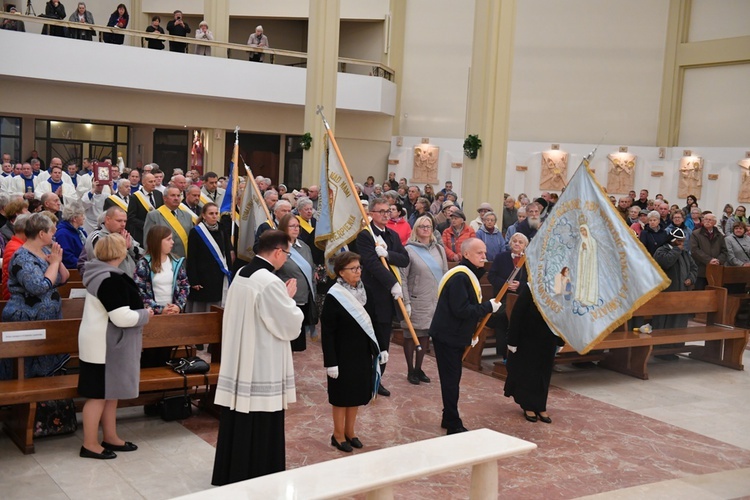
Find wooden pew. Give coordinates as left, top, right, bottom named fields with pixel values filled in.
left=706, top=264, right=750, bottom=326
left=56, top=281, right=84, bottom=299
left=0, top=298, right=85, bottom=319
left=493, top=287, right=749, bottom=380
left=66, top=269, right=81, bottom=282
left=0, top=309, right=223, bottom=454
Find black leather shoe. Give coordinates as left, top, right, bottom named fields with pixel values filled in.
left=416, top=370, right=431, bottom=383
left=331, top=435, right=353, bottom=452
left=345, top=436, right=363, bottom=449
left=536, top=413, right=552, bottom=424
left=102, top=441, right=138, bottom=452
left=377, top=385, right=391, bottom=397
left=524, top=411, right=538, bottom=423
left=80, top=446, right=117, bottom=460
left=407, top=371, right=420, bottom=385
left=447, top=426, right=468, bottom=435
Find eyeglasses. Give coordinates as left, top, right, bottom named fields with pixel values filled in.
left=342, top=266, right=362, bottom=272
left=277, top=248, right=291, bottom=256
left=416, top=225, right=433, bottom=230
left=371, top=210, right=389, bottom=216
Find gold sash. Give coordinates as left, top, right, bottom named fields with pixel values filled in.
left=134, top=191, right=154, bottom=212
left=296, top=215, right=313, bottom=234
left=157, top=205, right=189, bottom=256
left=107, top=195, right=127, bottom=211
left=199, top=193, right=211, bottom=206
left=179, top=203, right=199, bottom=224
left=437, top=265, right=481, bottom=302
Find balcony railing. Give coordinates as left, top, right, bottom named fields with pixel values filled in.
left=0, top=12, right=395, bottom=81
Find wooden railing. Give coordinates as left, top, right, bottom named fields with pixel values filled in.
left=0, top=12, right=395, bottom=81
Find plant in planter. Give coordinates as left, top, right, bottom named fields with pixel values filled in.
left=299, top=132, right=313, bottom=151
left=463, top=134, right=482, bottom=159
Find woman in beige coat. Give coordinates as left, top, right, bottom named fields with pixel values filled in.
left=400, top=215, right=448, bottom=385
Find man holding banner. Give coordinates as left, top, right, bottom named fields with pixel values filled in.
left=352, top=198, right=409, bottom=397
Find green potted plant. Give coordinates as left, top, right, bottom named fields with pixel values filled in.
left=463, top=134, right=482, bottom=159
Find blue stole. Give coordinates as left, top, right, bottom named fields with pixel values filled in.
left=289, top=245, right=315, bottom=299
left=195, top=223, right=231, bottom=282
left=408, top=243, right=444, bottom=285
left=22, top=176, right=34, bottom=193
left=70, top=175, right=77, bottom=188
left=48, top=179, right=63, bottom=192
left=328, top=283, right=382, bottom=400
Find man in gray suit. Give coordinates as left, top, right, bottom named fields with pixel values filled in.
left=143, top=186, right=194, bottom=258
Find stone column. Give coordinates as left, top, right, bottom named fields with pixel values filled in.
left=301, top=0, right=340, bottom=189
left=203, top=0, right=229, bottom=58
left=462, top=0, right=516, bottom=213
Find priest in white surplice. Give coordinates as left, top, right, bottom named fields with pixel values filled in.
left=212, top=230, right=304, bottom=486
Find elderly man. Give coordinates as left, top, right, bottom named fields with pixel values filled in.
left=404, top=185, right=421, bottom=218
left=264, top=189, right=279, bottom=212
left=181, top=185, right=202, bottom=221
left=253, top=200, right=292, bottom=253
left=516, top=202, right=542, bottom=241
left=469, top=202, right=493, bottom=232
left=657, top=201, right=672, bottom=229
left=40, top=192, right=62, bottom=219
left=212, top=230, right=302, bottom=486
left=429, top=238, right=501, bottom=434
left=170, top=174, right=189, bottom=195
left=103, top=175, right=130, bottom=212
left=126, top=172, right=164, bottom=245
left=443, top=210, right=476, bottom=262
left=200, top=172, right=225, bottom=207
left=295, top=197, right=323, bottom=265
left=353, top=197, right=410, bottom=397
left=255, top=176, right=269, bottom=193
left=690, top=213, right=728, bottom=290
left=78, top=207, right=142, bottom=278
left=143, top=186, right=195, bottom=258
left=307, top=185, right=320, bottom=212
left=502, top=196, right=517, bottom=235
left=247, top=25, right=270, bottom=62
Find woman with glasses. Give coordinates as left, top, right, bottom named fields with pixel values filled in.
left=322, top=251, right=383, bottom=452
left=726, top=206, right=748, bottom=235
left=399, top=215, right=447, bottom=385
left=186, top=203, right=231, bottom=313
left=276, top=213, right=317, bottom=351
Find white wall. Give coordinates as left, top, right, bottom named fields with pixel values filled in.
left=688, top=0, right=750, bottom=41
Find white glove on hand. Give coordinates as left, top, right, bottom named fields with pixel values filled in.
left=375, top=245, right=389, bottom=259
left=326, top=366, right=339, bottom=379
left=391, top=283, right=403, bottom=301
left=471, top=336, right=479, bottom=348
left=405, top=304, right=412, bottom=317
left=489, top=298, right=502, bottom=313
left=379, top=351, right=389, bottom=364
left=507, top=345, right=517, bottom=353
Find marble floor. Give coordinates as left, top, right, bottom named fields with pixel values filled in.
left=2, top=342, right=750, bottom=499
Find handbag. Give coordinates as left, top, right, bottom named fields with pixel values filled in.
left=166, top=356, right=210, bottom=375
left=34, top=399, right=78, bottom=437
left=158, top=373, right=193, bottom=421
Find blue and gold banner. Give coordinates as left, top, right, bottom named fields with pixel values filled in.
left=525, top=160, right=670, bottom=354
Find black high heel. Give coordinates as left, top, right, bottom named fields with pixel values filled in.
left=331, top=435, right=353, bottom=452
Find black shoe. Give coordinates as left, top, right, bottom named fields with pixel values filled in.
left=416, top=369, right=431, bottom=383
left=345, top=436, right=363, bottom=449
left=536, top=413, right=552, bottom=424
left=447, top=426, right=468, bottom=435
left=407, top=371, right=420, bottom=385
left=377, top=385, right=391, bottom=397
left=80, top=446, right=117, bottom=460
left=330, top=435, right=353, bottom=452
left=524, top=411, right=538, bottom=423
left=101, top=441, right=138, bottom=452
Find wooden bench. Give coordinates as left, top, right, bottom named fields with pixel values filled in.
left=0, top=298, right=85, bottom=319
left=493, top=287, right=749, bottom=380
left=56, top=281, right=84, bottom=299
left=174, top=428, right=536, bottom=500
left=0, top=309, right=223, bottom=454
left=706, top=264, right=750, bottom=326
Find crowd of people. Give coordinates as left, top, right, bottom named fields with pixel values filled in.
left=2, top=148, right=747, bottom=483
left=2, top=3, right=269, bottom=60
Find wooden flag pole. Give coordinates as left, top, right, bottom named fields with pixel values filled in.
left=462, top=255, right=526, bottom=361
left=317, top=106, right=422, bottom=351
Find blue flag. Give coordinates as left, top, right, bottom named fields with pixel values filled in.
left=219, top=163, right=234, bottom=214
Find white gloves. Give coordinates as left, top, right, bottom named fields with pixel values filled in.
left=375, top=245, right=389, bottom=259
left=471, top=336, right=479, bottom=348
left=391, top=283, right=403, bottom=301
left=405, top=304, right=412, bottom=317
left=507, top=345, right=517, bottom=353
left=489, top=298, right=502, bottom=313
left=326, top=366, right=339, bottom=379
left=379, top=351, right=389, bottom=364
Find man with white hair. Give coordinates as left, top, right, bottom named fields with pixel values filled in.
left=295, top=197, right=323, bottom=265
left=247, top=25, right=269, bottom=62
left=515, top=202, right=542, bottom=241
left=255, top=176, right=269, bottom=193
left=253, top=200, right=291, bottom=253
left=263, top=189, right=278, bottom=212
left=690, top=212, right=727, bottom=290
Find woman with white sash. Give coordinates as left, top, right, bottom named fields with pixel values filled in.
left=322, top=251, right=383, bottom=453
left=275, top=214, right=317, bottom=352
left=400, top=215, right=448, bottom=385
left=186, top=203, right=232, bottom=313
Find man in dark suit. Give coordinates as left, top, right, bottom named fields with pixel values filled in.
left=126, top=172, right=163, bottom=246
left=353, top=197, right=409, bottom=397
left=515, top=202, right=542, bottom=242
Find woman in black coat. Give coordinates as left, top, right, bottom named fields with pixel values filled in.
left=103, top=4, right=129, bottom=44
left=44, top=0, right=66, bottom=37
left=321, top=252, right=381, bottom=453
left=186, top=203, right=231, bottom=312
left=504, top=283, right=564, bottom=424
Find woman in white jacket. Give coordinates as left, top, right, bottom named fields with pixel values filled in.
left=195, top=21, right=214, bottom=56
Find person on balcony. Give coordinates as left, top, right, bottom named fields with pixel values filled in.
left=67, top=2, right=95, bottom=41
left=145, top=15, right=165, bottom=50
left=103, top=4, right=129, bottom=45
left=247, top=25, right=269, bottom=62
left=194, top=21, right=214, bottom=56
left=166, top=10, right=191, bottom=53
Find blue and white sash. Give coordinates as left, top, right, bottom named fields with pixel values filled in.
left=328, top=283, right=382, bottom=400
left=289, top=245, right=315, bottom=299
left=195, top=223, right=231, bottom=281
left=408, top=244, right=444, bottom=285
